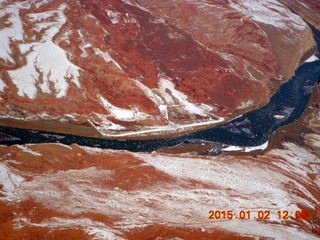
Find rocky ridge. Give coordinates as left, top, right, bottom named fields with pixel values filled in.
left=0, top=85, right=319, bottom=240
left=278, top=0, right=320, bottom=31
left=0, top=0, right=316, bottom=139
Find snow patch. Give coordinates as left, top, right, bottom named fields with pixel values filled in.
left=158, top=77, right=207, bottom=116
left=88, top=114, right=127, bottom=135
left=0, top=2, right=24, bottom=63
left=94, top=48, right=123, bottom=71
left=32, top=0, right=51, bottom=9
left=222, top=141, right=269, bottom=152
left=0, top=78, right=7, bottom=92
left=230, top=0, right=307, bottom=30
left=8, top=4, right=81, bottom=99
left=106, top=10, right=121, bottom=24
left=11, top=147, right=319, bottom=239
left=133, top=79, right=163, bottom=107
left=51, top=143, right=73, bottom=150
left=134, top=78, right=216, bottom=122
left=159, top=105, right=168, bottom=119
left=0, top=163, right=24, bottom=199
left=105, top=10, right=137, bottom=25
left=121, top=0, right=152, bottom=14
left=88, top=227, right=124, bottom=240
left=79, top=42, right=92, bottom=58
left=244, top=141, right=269, bottom=152
left=97, top=117, right=224, bottom=137
left=304, top=133, right=320, bottom=149
left=99, top=96, right=148, bottom=122
left=269, top=142, right=320, bottom=201
left=305, top=55, right=319, bottom=63
left=15, top=216, right=124, bottom=240
left=16, top=145, right=42, bottom=156
left=238, top=100, right=253, bottom=109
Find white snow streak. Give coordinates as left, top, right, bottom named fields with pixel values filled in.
left=14, top=217, right=124, bottom=240
left=89, top=114, right=127, bottom=133
left=134, top=77, right=212, bottom=119
left=158, top=77, right=208, bottom=116
left=222, top=141, right=269, bottom=152
left=0, top=78, right=7, bottom=92
left=99, top=96, right=149, bottom=121
left=6, top=143, right=318, bottom=239
left=0, top=163, right=24, bottom=200
left=0, top=2, right=24, bottom=63
left=305, top=55, right=319, bottom=63
left=106, top=10, right=121, bottom=24
left=16, top=145, right=42, bottom=157
left=94, top=48, right=123, bottom=71
left=304, top=133, right=320, bottom=149
left=7, top=4, right=81, bottom=99
left=230, top=0, right=307, bottom=30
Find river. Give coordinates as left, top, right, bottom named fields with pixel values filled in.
left=0, top=29, right=319, bottom=154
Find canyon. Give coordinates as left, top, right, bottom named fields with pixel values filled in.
left=0, top=0, right=316, bottom=138
left=0, top=0, right=320, bottom=239
left=0, top=85, right=319, bottom=239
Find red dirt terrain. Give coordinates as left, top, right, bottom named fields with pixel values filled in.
left=0, top=0, right=320, bottom=239
left=279, top=0, right=320, bottom=30
left=0, top=0, right=316, bottom=139
left=0, top=86, right=319, bottom=240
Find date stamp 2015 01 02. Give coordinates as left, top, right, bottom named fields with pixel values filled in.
left=208, top=209, right=308, bottom=221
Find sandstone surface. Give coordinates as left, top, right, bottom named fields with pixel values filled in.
left=0, top=0, right=316, bottom=139
left=0, top=85, right=319, bottom=240
left=279, top=0, right=320, bottom=31
left=0, top=1, right=319, bottom=238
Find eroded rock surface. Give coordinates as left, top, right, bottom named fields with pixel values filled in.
left=0, top=86, right=320, bottom=240
left=0, top=140, right=319, bottom=239
left=0, top=0, right=316, bottom=138
left=279, top=0, right=320, bottom=31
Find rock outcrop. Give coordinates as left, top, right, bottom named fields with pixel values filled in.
left=1, top=1, right=319, bottom=238
left=0, top=0, right=316, bottom=139
left=0, top=86, right=320, bottom=239
left=278, top=0, right=320, bottom=31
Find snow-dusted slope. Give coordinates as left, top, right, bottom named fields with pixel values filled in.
left=0, top=0, right=316, bottom=139
left=0, top=85, right=318, bottom=239
left=278, top=0, right=320, bottom=31
left=0, top=138, right=319, bottom=239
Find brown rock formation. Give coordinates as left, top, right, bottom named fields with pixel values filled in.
left=278, top=0, right=320, bottom=31
left=0, top=0, right=316, bottom=139
left=0, top=86, right=319, bottom=240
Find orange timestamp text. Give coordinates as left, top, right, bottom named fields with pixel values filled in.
left=208, top=209, right=308, bottom=220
